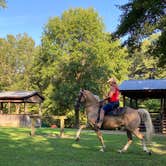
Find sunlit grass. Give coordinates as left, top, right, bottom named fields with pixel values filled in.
left=0, top=127, right=165, bottom=166
left=151, top=141, right=166, bottom=155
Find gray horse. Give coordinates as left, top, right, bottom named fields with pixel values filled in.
left=75, top=89, right=153, bottom=154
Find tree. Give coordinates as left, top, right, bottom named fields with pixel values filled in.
left=115, top=0, right=166, bottom=67
left=33, top=8, right=128, bottom=125
left=0, top=34, right=37, bottom=90
left=0, top=0, right=6, bottom=8
left=128, top=34, right=166, bottom=79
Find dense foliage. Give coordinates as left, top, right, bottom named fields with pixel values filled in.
left=32, top=8, right=128, bottom=116
left=0, top=34, right=37, bottom=90
left=116, top=0, right=166, bottom=67
left=0, top=0, right=6, bottom=8
left=0, top=6, right=165, bottom=126
left=128, top=34, right=166, bottom=79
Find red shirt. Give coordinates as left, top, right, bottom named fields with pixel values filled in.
left=108, top=87, right=119, bottom=102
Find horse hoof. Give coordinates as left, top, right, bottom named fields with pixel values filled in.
left=148, top=151, right=152, bottom=155
left=118, top=149, right=122, bottom=153
left=75, top=137, right=80, bottom=142
left=143, top=150, right=152, bottom=155
left=100, top=149, right=104, bottom=152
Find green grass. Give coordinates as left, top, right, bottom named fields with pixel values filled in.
left=0, top=127, right=165, bottom=166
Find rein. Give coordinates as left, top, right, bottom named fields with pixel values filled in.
left=75, top=89, right=104, bottom=109
left=74, top=89, right=84, bottom=111
left=76, top=90, right=104, bottom=123
left=79, top=91, right=100, bottom=108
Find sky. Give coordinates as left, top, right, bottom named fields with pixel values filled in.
left=0, top=0, right=129, bottom=45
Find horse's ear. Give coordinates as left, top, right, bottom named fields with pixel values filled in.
left=80, top=88, right=84, bottom=92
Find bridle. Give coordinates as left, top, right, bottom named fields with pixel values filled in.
left=74, top=89, right=102, bottom=130
left=74, top=89, right=85, bottom=111
left=75, top=89, right=101, bottom=110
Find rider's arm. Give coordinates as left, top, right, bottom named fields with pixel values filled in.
left=106, top=86, right=115, bottom=100
left=100, top=86, right=115, bottom=103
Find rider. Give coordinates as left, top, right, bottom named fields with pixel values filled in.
left=96, top=77, right=120, bottom=128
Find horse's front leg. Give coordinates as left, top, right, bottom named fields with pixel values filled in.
left=95, top=129, right=106, bottom=152
left=75, top=124, right=86, bottom=141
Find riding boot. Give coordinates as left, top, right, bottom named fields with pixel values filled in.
left=96, top=109, right=105, bottom=128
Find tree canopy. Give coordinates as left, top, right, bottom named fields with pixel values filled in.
left=0, top=34, right=37, bottom=90
left=0, top=5, right=164, bottom=127
left=128, top=34, right=166, bottom=79
left=33, top=8, right=128, bottom=115
left=115, top=0, right=166, bottom=66
left=0, top=0, right=6, bottom=8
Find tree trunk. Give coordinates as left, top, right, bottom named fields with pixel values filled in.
left=74, top=108, right=80, bottom=128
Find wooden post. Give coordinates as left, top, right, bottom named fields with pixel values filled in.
left=0, top=103, right=2, bottom=109
left=31, top=117, right=35, bottom=136
left=15, top=104, right=20, bottom=114
left=161, top=98, right=163, bottom=113
left=123, top=95, right=126, bottom=107
left=8, top=102, right=11, bottom=114
left=160, top=98, right=163, bottom=132
left=164, top=97, right=166, bottom=112
left=60, top=117, right=65, bottom=137
left=52, top=116, right=67, bottom=137
left=135, top=99, right=138, bottom=108
left=24, top=103, right=28, bottom=113
left=29, top=115, right=41, bottom=136
left=0, top=103, right=3, bottom=114
left=39, top=103, right=42, bottom=116
left=161, top=97, right=166, bottom=134
left=130, top=98, right=132, bottom=107
left=38, top=103, right=42, bottom=128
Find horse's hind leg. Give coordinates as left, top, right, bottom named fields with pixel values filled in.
left=132, top=128, right=151, bottom=154
left=95, top=129, right=106, bottom=152
left=118, top=130, right=133, bottom=153
left=75, top=124, right=86, bottom=141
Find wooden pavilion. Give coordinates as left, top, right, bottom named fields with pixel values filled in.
left=0, top=91, right=44, bottom=127
left=119, top=79, right=166, bottom=134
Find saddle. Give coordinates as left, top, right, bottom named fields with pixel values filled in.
left=108, top=107, right=126, bottom=116
left=97, top=106, right=126, bottom=124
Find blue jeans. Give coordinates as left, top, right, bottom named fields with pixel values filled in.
left=102, top=101, right=119, bottom=115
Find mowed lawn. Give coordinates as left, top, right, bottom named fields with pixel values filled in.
left=0, top=127, right=165, bottom=166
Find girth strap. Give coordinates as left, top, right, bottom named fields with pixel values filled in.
left=96, top=105, right=102, bottom=123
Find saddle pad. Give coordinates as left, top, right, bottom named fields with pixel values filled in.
left=109, top=107, right=126, bottom=116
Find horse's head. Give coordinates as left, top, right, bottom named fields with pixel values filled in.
left=75, top=89, right=88, bottom=105
left=75, top=89, right=99, bottom=111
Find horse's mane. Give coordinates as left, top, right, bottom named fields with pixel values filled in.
left=84, top=90, right=100, bottom=102
left=94, top=95, right=100, bottom=101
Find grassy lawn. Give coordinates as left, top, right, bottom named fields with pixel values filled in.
left=0, top=127, right=165, bottom=166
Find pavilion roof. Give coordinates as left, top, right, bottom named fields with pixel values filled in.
left=0, top=91, right=44, bottom=103
left=119, top=79, right=166, bottom=99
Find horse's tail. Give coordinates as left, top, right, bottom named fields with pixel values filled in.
left=137, top=109, right=154, bottom=142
